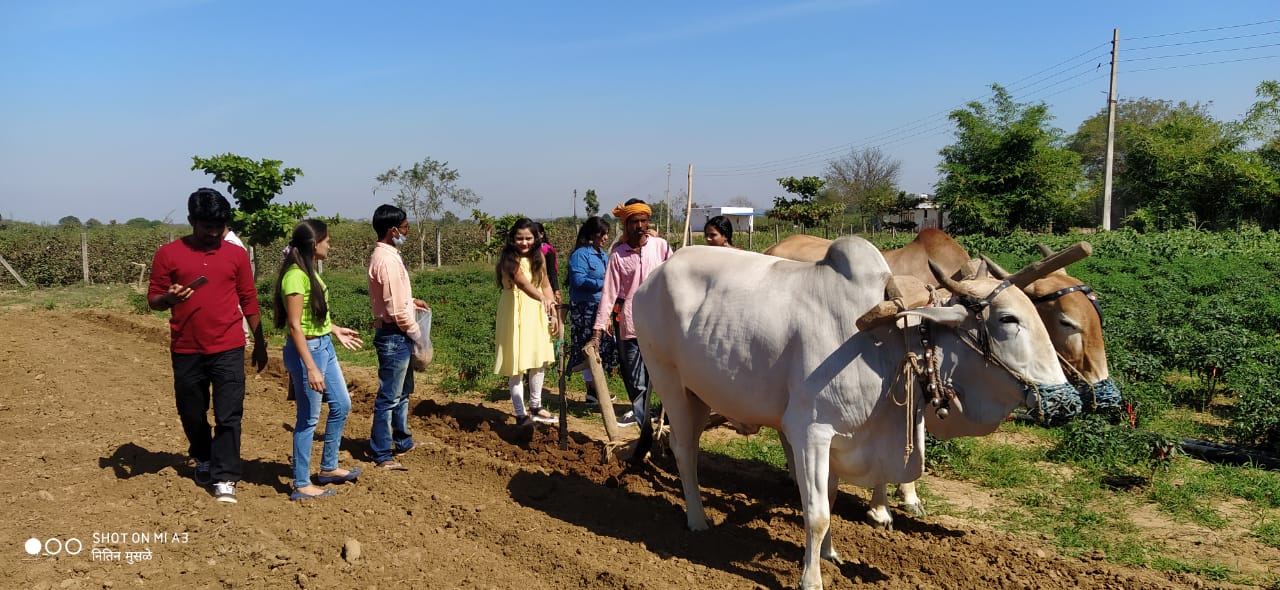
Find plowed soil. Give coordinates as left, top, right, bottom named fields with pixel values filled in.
left=0, top=310, right=1260, bottom=589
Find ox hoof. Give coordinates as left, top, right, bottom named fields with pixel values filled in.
left=821, top=549, right=843, bottom=565
left=686, top=517, right=709, bottom=532
left=899, top=500, right=926, bottom=518
left=865, top=508, right=894, bottom=530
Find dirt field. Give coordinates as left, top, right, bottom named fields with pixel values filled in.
left=0, top=309, right=1264, bottom=589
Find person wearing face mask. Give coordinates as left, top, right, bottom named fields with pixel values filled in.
left=367, top=204, right=432, bottom=471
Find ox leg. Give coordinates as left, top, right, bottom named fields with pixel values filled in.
left=778, top=430, right=797, bottom=483
left=650, top=367, right=712, bottom=531
left=787, top=424, right=835, bottom=590
left=820, top=467, right=843, bottom=564
left=896, top=481, right=925, bottom=517
left=867, top=484, right=894, bottom=529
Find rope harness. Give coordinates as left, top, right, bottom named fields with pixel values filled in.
left=897, top=279, right=1081, bottom=429
left=1026, top=282, right=1123, bottom=415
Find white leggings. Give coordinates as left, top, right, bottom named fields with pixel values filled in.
left=508, top=368, right=546, bottom=417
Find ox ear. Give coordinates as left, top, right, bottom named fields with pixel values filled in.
left=898, top=304, right=968, bottom=327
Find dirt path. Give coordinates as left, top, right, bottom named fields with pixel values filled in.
left=0, top=310, right=1247, bottom=589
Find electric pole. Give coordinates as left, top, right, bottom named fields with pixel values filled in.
left=665, top=163, right=671, bottom=240
left=1102, top=27, right=1119, bottom=231
left=573, top=189, right=577, bottom=220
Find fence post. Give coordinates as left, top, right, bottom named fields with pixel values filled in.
left=435, top=228, right=442, bottom=268
left=0, top=254, right=28, bottom=287
left=81, top=232, right=90, bottom=284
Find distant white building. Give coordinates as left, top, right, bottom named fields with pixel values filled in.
left=688, top=206, right=757, bottom=234
left=884, top=194, right=947, bottom=231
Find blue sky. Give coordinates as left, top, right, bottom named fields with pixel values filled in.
left=1, top=0, right=1277, bottom=224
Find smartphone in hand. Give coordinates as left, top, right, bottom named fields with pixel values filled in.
left=186, top=276, right=209, bottom=289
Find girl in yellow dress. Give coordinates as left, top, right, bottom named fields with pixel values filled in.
left=494, top=218, right=562, bottom=426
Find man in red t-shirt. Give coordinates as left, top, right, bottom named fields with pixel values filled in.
left=148, top=188, right=267, bottom=504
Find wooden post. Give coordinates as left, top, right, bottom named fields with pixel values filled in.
left=0, top=253, right=28, bottom=287
left=81, top=232, right=90, bottom=284
left=774, top=223, right=779, bottom=245
left=435, top=227, right=442, bottom=268
left=682, top=164, right=694, bottom=247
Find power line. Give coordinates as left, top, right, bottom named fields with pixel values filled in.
left=1126, top=18, right=1280, bottom=41
left=698, top=18, right=1276, bottom=181
left=701, top=48, right=1109, bottom=175
left=1128, top=29, right=1280, bottom=51
left=1125, top=53, right=1279, bottom=74
left=1125, top=41, right=1280, bottom=62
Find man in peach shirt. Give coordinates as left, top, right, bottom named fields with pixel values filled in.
left=367, top=204, right=431, bottom=470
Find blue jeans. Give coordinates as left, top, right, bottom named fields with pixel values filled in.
left=372, top=328, right=416, bottom=464
left=617, top=338, right=651, bottom=425
left=283, top=336, right=351, bottom=489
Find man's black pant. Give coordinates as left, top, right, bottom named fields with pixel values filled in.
left=171, top=347, right=245, bottom=483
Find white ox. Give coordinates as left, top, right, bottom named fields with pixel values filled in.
left=633, top=238, right=1069, bottom=590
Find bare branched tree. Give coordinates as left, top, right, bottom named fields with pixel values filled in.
left=824, top=147, right=901, bottom=229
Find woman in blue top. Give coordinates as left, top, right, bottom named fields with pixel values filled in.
left=272, top=219, right=364, bottom=501
left=566, top=216, right=618, bottom=403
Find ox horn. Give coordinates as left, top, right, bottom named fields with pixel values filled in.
left=1000, top=242, right=1093, bottom=288
left=929, top=261, right=965, bottom=294
left=958, top=258, right=988, bottom=280
left=855, top=275, right=931, bottom=331
left=981, top=255, right=1011, bottom=279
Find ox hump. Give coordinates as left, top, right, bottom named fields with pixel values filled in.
left=823, top=236, right=891, bottom=284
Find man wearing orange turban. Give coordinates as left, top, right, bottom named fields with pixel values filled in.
left=591, top=199, right=672, bottom=459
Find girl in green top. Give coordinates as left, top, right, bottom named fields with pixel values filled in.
left=272, top=219, right=364, bottom=500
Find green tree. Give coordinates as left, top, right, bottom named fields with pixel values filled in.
left=1069, top=98, right=1212, bottom=226
left=190, top=154, right=312, bottom=270
left=824, top=147, right=901, bottom=230
left=1241, top=80, right=1280, bottom=181
left=767, top=176, right=842, bottom=229
left=85, top=218, right=103, bottom=228
left=935, top=84, right=1085, bottom=235
left=584, top=189, right=600, bottom=217
left=375, top=157, right=480, bottom=269
left=1118, top=108, right=1280, bottom=230
left=58, top=216, right=82, bottom=227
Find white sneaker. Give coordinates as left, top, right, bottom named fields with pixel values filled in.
left=212, top=481, right=237, bottom=504
left=616, top=411, right=637, bottom=428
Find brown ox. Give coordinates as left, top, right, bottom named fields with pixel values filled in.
left=763, top=229, right=1119, bottom=527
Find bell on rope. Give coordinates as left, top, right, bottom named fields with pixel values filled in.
left=936, top=407, right=949, bottom=419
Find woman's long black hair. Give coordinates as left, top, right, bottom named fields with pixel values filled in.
left=495, top=217, right=546, bottom=289
left=273, top=219, right=329, bottom=329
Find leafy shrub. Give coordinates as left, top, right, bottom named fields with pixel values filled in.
left=1226, top=359, right=1280, bottom=454
left=1049, top=415, right=1179, bottom=478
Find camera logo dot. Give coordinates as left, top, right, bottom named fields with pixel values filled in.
left=25, top=537, right=83, bottom=557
